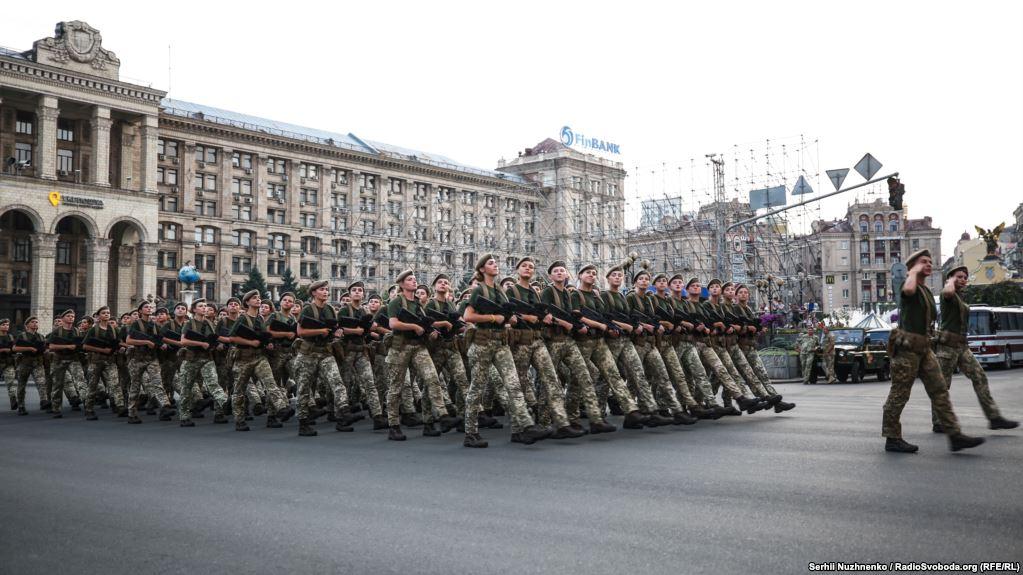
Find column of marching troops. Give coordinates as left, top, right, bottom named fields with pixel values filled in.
left=1, top=254, right=804, bottom=448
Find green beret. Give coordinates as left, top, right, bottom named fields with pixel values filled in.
left=0, top=318, right=9, bottom=327
left=190, top=298, right=207, bottom=312
left=395, top=269, right=415, bottom=284
left=707, top=278, right=722, bottom=288
left=577, top=264, right=597, bottom=276
left=632, top=269, right=651, bottom=282
left=226, top=297, right=241, bottom=306
left=279, top=292, right=296, bottom=301
left=721, top=281, right=734, bottom=291
left=547, top=260, right=567, bottom=275
left=474, top=253, right=495, bottom=273
left=652, top=273, right=668, bottom=283
left=605, top=265, right=623, bottom=279
left=309, top=279, right=330, bottom=293
left=24, top=316, right=38, bottom=326
left=154, top=307, right=168, bottom=316
left=431, top=274, right=450, bottom=287
left=347, top=281, right=364, bottom=292
left=241, top=289, right=261, bottom=305
left=499, top=276, right=515, bottom=287
left=946, top=265, right=968, bottom=279
left=669, top=274, right=685, bottom=284
left=686, top=277, right=700, bottom=289
left=905, top=249, right=931, bottom=268
left=173, top=302, right=188, bottom=311
left=59, top=309, right=76, bottom=318
left=515, top=256, right=535, bottom=270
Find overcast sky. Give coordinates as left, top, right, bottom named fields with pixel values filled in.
left=6, top=1, right=1021, bottom=258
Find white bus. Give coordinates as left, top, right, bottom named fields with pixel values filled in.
left=967, top=305, right=1023, bottom=369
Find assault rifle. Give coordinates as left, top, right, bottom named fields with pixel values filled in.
left=425, top=308, right=465, bottom=340
left=396, top=308, right=435, bottom=339
left=473, top=296, right=517, bottom=325
left=83, top=336, right=120, bottom=352
left=48, top=334, right=84, bottom=351
left=540, top=303, right=585, bottom=333
left=505, top=297, right=551, bottom=326
left=298, top=316, right=341, bottom=343
left=338, top=314, right=375, bottom=332
left=232, top=322, right=272, bottom=347
left=15, top=337, right=46, bottom=354
left=577, top=307, right=622, bottom=336
left=128, top=330, right=162, bottom=347
left=268, top=319, right=297, bottom=335
left=183, top=329, right=219, bottom=348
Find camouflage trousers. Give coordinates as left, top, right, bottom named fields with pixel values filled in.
left=698, top=343, right=750, bottom=402
left=740, top=343, right=779, bottom=396
left=295, top=350, right=348, bottom=421
left=713, top=344, right=755, bottom=402
left=465, top=338, right=533, bottom=434
left=127, top=355, right=170, bottom=417
left=85, top=357, right=122, bottom=413
left=3, top=364, right=16, bottom=406
left=232, top=350, right=288, bottom=422
left=577, top=337, right=639, bottom=414
left=15, top=357, right=47, bottom=409
left=268, top=345, right=296, bottom=393
left=677, top=341, right=719, bottom=407
left=652, top=340, right=698, bottom=411
left=160, top=357, right=180, bottom=402
left=800, top=352, right=816, bottom=384
left=513, top=337, right=569, bottom=429
left=821, top=351, right=837, bottom=383
left=179, top=357, right=229, bottom=422
left=882, top=348, right=960, bottom=438
left=374, top=349, right=416, bottom=416
left=631, top=341, right=688, bottom=413
left=343, top=348, right=383, bottom=417
left=547, top=338, right=603, bottom=422
left=605, top=338, right=658, bottom=414
left=385, top=341, right=448, bottom=426
left=726, top=345, right=771, bottom=397
left=50, top=356, right=85, bottom=412
left=430, top=345, right=468, bottom=417
left=934, top=343, right=1001, bottom=424
left=482, top=364, right=512, bottom=412
left=214, top=348, right=234, bottom=395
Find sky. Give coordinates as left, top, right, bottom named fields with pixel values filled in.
left=5, top=1, right=1021, bottom=259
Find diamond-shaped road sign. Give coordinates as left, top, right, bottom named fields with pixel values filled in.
left=854, top=153, right=882, bottom=181
left=791, top=175, right=814, bottom=195
left=826, top=168, right=850, bottom=191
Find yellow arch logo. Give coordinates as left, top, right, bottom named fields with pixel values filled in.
left=48, top=191, right=61, bottom=206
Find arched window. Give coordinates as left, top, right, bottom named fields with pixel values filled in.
left=859, top=214, right=869, bottom=233
left=888, top=214, right=900, bottom=232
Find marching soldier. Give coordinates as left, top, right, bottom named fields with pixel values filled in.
left=667, top=276, right=726, bottom=418
left=229, top=290, right=294, bottom=431
left=178, top=298, right=231, bottom=426
left=124, top=302, right=176, bottom=424
left=932, top=266, right=1017, bottom=432
left=734, top=285, right=794, bottom=412
left=13, top=317, right=48, bottom=413
left=797, top=326, right=818, bottom=385
left=266, top=292, right=299, bottom=398
left=81, top=306, right=123, bottom=420
left=47, top=309, right=85, bottom=417
left=882, top=249, right=983, bottom=453
left=215, top=298, right=242, bottom=397
left=339, top=281, right=388, bottom=430
left=1, top=319, right=16, bottom=411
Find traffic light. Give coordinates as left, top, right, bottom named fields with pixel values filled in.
left=887, top=177, right=905, bottom=211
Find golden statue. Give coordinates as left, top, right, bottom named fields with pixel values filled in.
left=974, top=223, right=1006, bottom=260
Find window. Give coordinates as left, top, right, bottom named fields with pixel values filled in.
left=333, top=169, right=349, bottom=185
left=57, top=149, right=73, bottom=172
left=56, top=240, right=72, bottom=265
left=267, top=157, right=286, bottom=174
left=301, top=236, right=320, bottom=254
left=524, top=221, right=534, bottom=234
left=300, top=262, right=319, bottom=278
left=840, top=240, right=849, bottom=250
left=158, top=139, right=179, bottom=158
left=203, top=282, right=216, bottom=301
left=194, top=200, right=216, bottom=216
left=160, top=196, right=179, bottom=213
left=158, top=168, right=178, bottom=185
left=158, top=223, right=179, bottom=241
left=360, top=173, right=377, bottom=190
left=231, top=204, right=252, bottom=221
left=55, top=273, right=72, bottom=297
left=331, top=264, right=348, bottom=279
left=912, top=239, right=920, bottom=249
left=590, top=180, right=602, bottom=193
left=15, top=143, right=32, bottom=165
left=15, top=111, right=33, bottom=135
left=874, top=221, right=883, bottom=233
left=158, top=251, right=178, bottom=269
left=889, top=220, right=899, bottom=232
left=361, top=220, right=375, bottom=234
left=232, top=152, right=253, bottom=170
left=195, top=227, right=216, bottom=244
left=300, top=163, right=319, bottom=180
left=413, top=183, right=428, bottom=201
left=268, top=260, right=285, bottom=276
left=300, top=189, right=318, bottom=206
left=204, top=174, right=217, bottom=191
left=231, top=256, right=252, bottom=274
left=267, top=183, right=286, bottom=201
left=462, top=190, right=477, bottom=205
left=332, top=239, right=349, bottom=256
left=269, top=233, right=288, bottom=251
left=301, top=212, right=316, bottom=227
left=334, top=194, right=349, bottom=209
left=484, top=195, right=496, bottom=209
left=841, top=273, right=849, bottom=282
left=195, top=254, right=216, bottom=271
left=195, top=146, right=217, bottom=164
left=232, top=179, right=253, bottom=195
left=436, top=187, right=453, bottom=203
left=389, top=178, right=403, bottom=194
left=440, top=208, right=452, bottom=222
left=267, top=209, right=285, bottom=224
left=57, top=119, right=74, bottom=142
left=157, top=279, right=176, bottom=300
left=591, top=243, right=600, bottom=258
left=842, top=289, right=850, bottom=298
left=233, top=230, right=254, bottom=247
left=360, top=197, right=376, bottom=212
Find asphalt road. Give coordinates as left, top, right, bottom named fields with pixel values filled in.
left=1, top=369, right=1021, bottom=575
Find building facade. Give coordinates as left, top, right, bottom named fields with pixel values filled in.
left=1, top=21, right=626, bottom=327
left=816, top=199, right=942, bottom=314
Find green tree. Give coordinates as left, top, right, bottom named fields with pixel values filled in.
left=963, top=281, right=1023, bottom=307
left=280, top=268, right=299, bottom=297
left=240, top=267, right=269, bottom=298
left=295, top=269, right=320, bottom=302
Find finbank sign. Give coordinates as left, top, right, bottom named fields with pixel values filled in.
left=560, top=126, right=620, bottom=155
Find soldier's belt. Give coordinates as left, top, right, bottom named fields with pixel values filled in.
left=235, top=346, right=264, bottom=361
left=935, top=330, right=967, bottom=347
left=890, top=328, right=931, bottom=355
left=472, top=329, right=508, bottom=345
left=633, top=334, right=649, bottom=347
left=183, top=348, right=213, bottom=361
left=510, top=329, right=538, bottom=346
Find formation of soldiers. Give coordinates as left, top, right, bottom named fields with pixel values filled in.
left=0, top=254, right=799, bottom=448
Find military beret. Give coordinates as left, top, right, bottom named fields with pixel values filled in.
left=722, top=281, right=734, bottom=291
left=529, top=281, right=542, bottom=288
left=226, top=297, right=241, bottom=306
left=279, top=292, right=296, bottom=301
left=499, top=276, right=516, bottom=287
left=905, top=249, right=931, bottom=268
left=632, top=269, right=651, bottom=282
left=59, top=309, right=75, bottom=318
left=190, top=298, right=207, bottom=312
left=605, top=265, right=623, bottom=279
left=547, top=260, right=567, bottom=275
left=686, top=277, right=700, bottom=288
left=340, top=291, right=350, bottom=299
left=24, top=316, right=38, bottom=326
left=431, top=274, right=450, bottom=287
left=652, top=273, right=668, bottom=283
left=308, top=280, right=329, bottom=293
left=174, top=302, right=188, bottom=311
left=241, top=289, right=261, bottom=305
left=576, top=263, right=597, bottom=277
left=416, top=284, right=431, bottom=296
left=946, top=265, right=968, bottom=279
left=515, top=256, right=535, bottom=270
left=0, top=318, right=9, bottom=327
left=154, top=307, right=168, bottom=316
left=669, top=274, right=685, bottom=284
left=474, top=253, right=496, bottom=273
left=395, top=269, right=415, bottom=284
left=734, top=283, right=748, bottom=293
left=707, top=278, right=722, bottom=288
left=347, top=281, right=364, bottom=292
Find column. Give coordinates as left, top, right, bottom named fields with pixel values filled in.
left=84, top=237, right=112, bottom=314
left=120, top=124, right=136, bottom=191
left=139, top=115, right=159, bottom=193
left=135, top=242, right=159, bottom=303
left=35, top=96, right=58, bottom=180
left=90, top=106, right=112, bottom=187
left=29, top=233, right=58, bottom=329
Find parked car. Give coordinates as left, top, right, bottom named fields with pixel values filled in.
left=811, top=328, right=891, bottom=383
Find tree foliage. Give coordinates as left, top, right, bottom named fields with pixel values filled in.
left=239, top=268, right=268, bottom=298
left=963, top=281, right=1023, bottom=307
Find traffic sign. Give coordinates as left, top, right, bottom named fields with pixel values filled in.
left=826, top=168, right=849, bottom=191
left=854, top=153, right=882, bottom=181
left=791, top=175, right=814, bottom=196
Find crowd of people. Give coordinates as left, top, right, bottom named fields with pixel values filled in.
left=1, top=254, right=798, bottom=448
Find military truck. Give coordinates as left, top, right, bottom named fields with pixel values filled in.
left=813, top=327, right=890, bottom=383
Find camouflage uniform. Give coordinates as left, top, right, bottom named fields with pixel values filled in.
left=573, top=288, right=639, bottom=414
left=506, top=284, right=570, bottom=428
left=541, top=285, right=605, bottom=422
left=882, top=283, right=961, bottom=438
left=384, top=295, right=451, bottom=426
left=48, top=326, right=85, bottom=412
left=339, top=304, right=384, bottom=418
left=14, top=332, right=48, bottom=409
left=214, top=316, right=238, bottom=395
left=158, top=321, right=186, bottom=402
left=83, top=322, right=123, bottom=415
left=126, top=319, right=171, bottom=417
left=797, top=334, right=818, bottom=384
left=1, top=333, right=16, bottom=408
left=820, top=331, right=838, bottom=384
left=266, top=310, right=297, bottom=395
left=178, top=318, right=229, bottom=422
left=670, top=297, right=724, bottom=406
left=463, top=283, right=535, bottom=435
left=230, top=313, right=289, bottom=422
left=603, top=289, right=674, bottom=414
left=933, top=290, right=1003, bottom=425
left=735, top=303, right=779, bottom=395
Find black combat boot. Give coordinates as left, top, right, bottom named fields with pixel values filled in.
left=336, top=407, right=360, bottom=428
left=477, top=413, right=498, bottom=428
left=989, top=416, right=1019, bottom=430
left=180, top=420, right=195, bottom=427
left=235, top=421, right=250, bottom=432
left=388, top=425, right=406, bottom=441
left=644, top=411, right=675, bottom=427
left=523, top=424, right=551, bottom=442
left=314, top=397, right=329, bottom=408
left=372, top=414, right=389, bottom=430
left=550, top=425, right=586, bottom=439
left=298, top=419, right=318, bottom=436
left=276, top=406, right=295, bottom=423
left=39, top=400, right=51, bottom=411
left=252, top=403, right=266, bottom=416
left=736, top=397, right=760, bottom=413
left=673, top=411, right=698, bottom=425
left=422, top=422, right=441, bottom=437
left=589, top=419, right=617, bottom=434
left=308, top=407, right=327, bottom=421
left=70, top=396, right=82, bottom=409
left=463, top=433, right=488, bottom=448
left=127, top=415, right=142, bottom=424
left=438, top=414, right=462, bottom=434
left=766, top=394, right=783, bottom=407
left=158, top=406, right=175, bottom=421
left=9, top=398, right=18, bottom=411
left=17, top=406, right=28, bottom=415
left=774, top=400, right=796, bottom=413
left=510, top=432, right=536, bottom=445
left=85, top=411, right=98, bottom=421
left=690, top=406, right=717, bottom=420
left=266, top=415, right=283, bottom=429
left=569, top=422, right=590, bottom=435
left=334, top=420, right=353, bottom=432
left=884, top=438, right=919, bottom=453
left=117, top=407, right=128, bottom=417
left=213, top=412, right=229, bottom=424
left=622, top=410, right=648, bottom=429
left=51, top=411, right=62, bottom=419
left=949, top=434, right=985, bottom=452
left=400, top=413, right=423, bottom=428
left=932, top=423, right=945, bottom=433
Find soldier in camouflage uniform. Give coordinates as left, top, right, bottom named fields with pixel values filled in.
left=819, top=325, right=839, bottom=385
left=700, top=280, right=767, bottom=412
left=461, top=255, right=550, bottom=448
left=541, top=261, right=617, bottom=434
left=734, top=284, right=794, bottom=412
left=178, top=298, right=230, bottom=426
left=1, top=319, right=16, bottom=411
left=339, top=281, right=388, bottom=430
left=215, top=299, right=242, bottom=397
left=384, top=270, right=462, bottom=441
left=266, top=292, right=298, bottom=399
left=124, top=302, right=176, bottom=423
left=667, top=277, right=726, bottom=417
left=81, top=306, right=123, bottom=419
left=47, top=309, right=85, bottom=417
left=882, top=249, right=984, bottom=453
left=229, top=290, right=295, bottom=431
left=505, top=257, right=584, bottom=439
left=932, top=266, right=1017, bottom=432
left=13, top=317, right=49, bottom=413
left=797, top=326, right=818, bottom=385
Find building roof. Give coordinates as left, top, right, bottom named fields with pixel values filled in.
left=0, top=46, right=28, bottom=60
left=160, top=98, right=528, bottom=185
left=527, top=138, right=569, bottom=155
